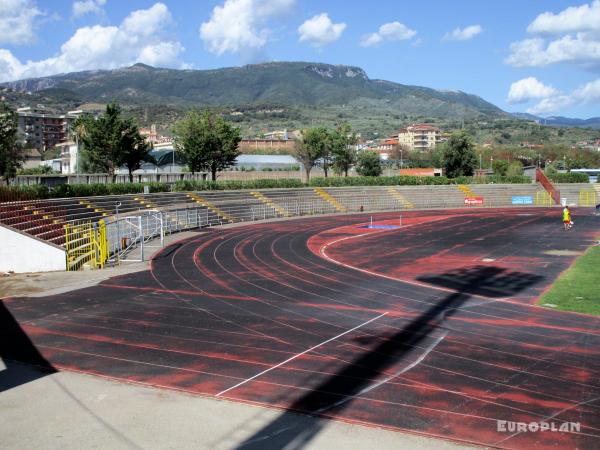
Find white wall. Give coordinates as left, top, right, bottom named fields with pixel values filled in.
left=0, top=225, right=66, bottom=273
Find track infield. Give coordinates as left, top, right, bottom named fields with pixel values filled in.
left=2, top=208, right=600, bottom=449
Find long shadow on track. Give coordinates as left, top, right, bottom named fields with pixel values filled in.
left=235, top=266, right=543, bottom=449
left=0, top=301, right=57, bottom=392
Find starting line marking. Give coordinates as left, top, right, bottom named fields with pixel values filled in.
left=216, top=312, right=388, bottom=397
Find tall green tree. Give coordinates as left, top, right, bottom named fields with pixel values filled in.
left=70, top=113, right=95, bottom=174
left=442, top=131, right=478, bottom=178
left=292, top=133, right=321, bottom=183
left=172, top=110, right=241, bottom=180
left=76, top=103, right=152, bottom=182
left=120, top=127, right=154, bottom=182
left=492, top=159, right=509, bottom=176
left=356, top=151, right=382, bottom=177
left=301, top=127, right=330, bottom=178
left=0, top=102, right=25, bottom=185
left=330, top=124, right=358, bottom=177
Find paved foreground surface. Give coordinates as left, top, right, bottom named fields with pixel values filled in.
left=1, top=365, right=468, bottom=449
left=2, top=208, right=600, bottom=449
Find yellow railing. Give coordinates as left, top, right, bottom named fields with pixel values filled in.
left=579, top=190, right=597, bottom=207
left=64, top=220, right=109, bottom=271
left=535, top=191, right=553, bottom=206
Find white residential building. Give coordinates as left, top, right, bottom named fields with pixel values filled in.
left=396, top=124, right=442, bottom=151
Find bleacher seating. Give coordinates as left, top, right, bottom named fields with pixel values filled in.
left=0, top=182, right=573, bottom=248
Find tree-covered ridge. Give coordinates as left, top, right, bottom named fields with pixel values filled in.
left=2, top=62, right=503, bottom=118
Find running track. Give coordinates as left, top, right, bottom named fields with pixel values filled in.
left=2, top=208, right=600, bottom=449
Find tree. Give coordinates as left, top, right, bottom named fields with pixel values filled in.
left=292, top=127, right=328, bottom=182
left=292, top=133, right=320, bottom=183
left=0, top=102, right=25, bottom=185
left=506, top=160, right=524, bottom=176
left=356, top=151, right=382, bottom=176
left=330, top=124, right=358, bottom=177
left=70, top=113, right=95, bottom=174
left=442, top=131, right=478, bottom=178
left=492, top=159, right=509, bottom=176
left=172, top=110, right=241, bottom=180
left=76, top=103, right=153, bottom=182
left=302, top=127, right=330, bottom=177
left=120, top=128, right=154, bottom=182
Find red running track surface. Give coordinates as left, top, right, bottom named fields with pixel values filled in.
left=2, top=208, right=600, bottom=449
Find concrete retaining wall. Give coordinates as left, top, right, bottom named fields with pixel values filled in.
left=0, top=224, right=66, bottom=273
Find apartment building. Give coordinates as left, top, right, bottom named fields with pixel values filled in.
left=17, top=105, right=81, bottom=153
left=395, top=123, right=442, bottom=150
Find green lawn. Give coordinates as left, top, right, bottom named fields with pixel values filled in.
left=538, top=242, right=600, bottom=315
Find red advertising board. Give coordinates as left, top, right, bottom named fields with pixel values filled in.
left=464, top=197, right=484, bottom=205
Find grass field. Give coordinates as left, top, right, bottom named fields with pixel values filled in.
left=538, top=240, right=600, bottom=315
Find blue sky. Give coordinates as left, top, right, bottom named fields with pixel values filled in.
left=1, top=0, right=599, bottom=118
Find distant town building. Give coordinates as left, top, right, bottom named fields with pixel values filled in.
left=395, top=124, right=442, bottom=151
left=57, top=141, right=78, bottom=174
left=16, top=105, right=81, bottom=153
left=140, top=124, right=173, bottom=145
left=399, top=168, right=443, bottom=177
left=22, top=148, right=42, bottom=169
left=238, top=138, right=295, bottom=153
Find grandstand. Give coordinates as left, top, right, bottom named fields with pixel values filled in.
left=0, top=183, right=578, bottom=252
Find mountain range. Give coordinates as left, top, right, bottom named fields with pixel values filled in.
left=511, top=113, right=600, bottom=129
left=2, top=62, right=504, bottom=119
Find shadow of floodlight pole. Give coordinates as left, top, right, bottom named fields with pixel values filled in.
left=233, top=265, right=543, bottom=450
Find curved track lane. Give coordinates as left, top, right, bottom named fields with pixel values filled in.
left=3, top=208, right=600, bottom=449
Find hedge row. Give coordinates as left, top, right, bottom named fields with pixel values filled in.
left=547, top=172, right=590, bottom=183
left=1, top=173, right=591, bottom=202
left=172, top=178, right=304, bottom=191
left=0, top=182, right=170, bottom=201
left=309, top=176, right=451, bottom=187
left=451, top=175, right=532, bottom=185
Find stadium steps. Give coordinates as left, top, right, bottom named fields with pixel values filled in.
left=457, top=184, right=477, bottom=198
left=250, top=191, right=290, bottom=217
left=259, top=188, right=336, bottom=215
left=555, top=183, right=597, bottom=206
left=78, top=199, right=110, bottom=217
left=314, top=187, right=347, bottom=212
left=186, top=193, right=235, bottom=223
left=386, top=187, right=414, bottom=208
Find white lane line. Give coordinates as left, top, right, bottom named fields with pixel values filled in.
left=318, top=217, right=512, bottom=301
left=216, top=312, right=388, bottom=397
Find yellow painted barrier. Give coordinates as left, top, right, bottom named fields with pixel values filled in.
left=535, top=191, right=553, bottom=206
left=579, top=190, right=597, bottom=207
left=64, top=219, right=109, bottom=271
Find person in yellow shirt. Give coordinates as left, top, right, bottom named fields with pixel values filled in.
left=563, top=206, right=572, bottom=230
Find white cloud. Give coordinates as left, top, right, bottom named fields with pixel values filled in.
left=0, top=2, right=184, bottom=82
left=200, top=0, right=294, bottom=57
left=507, top=77, right=557, bottom=104
left=72, top=0, right=106, bottom=18
left=298, top=13, right=345, bottom=48
left=506, top=34, right=600, bottom=68
left=527, top=0, right=600, bottom=34
left=572, top=78, right=600, bottom=99
left=360, top=21, right=416, bottom=47
left=527, top=78, right=600, bottom=114
left=443, top=25, right=482, bottom=42
left=507, top=1, right=600, bottom=69
left=0, top=0, right=44, bottom=45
